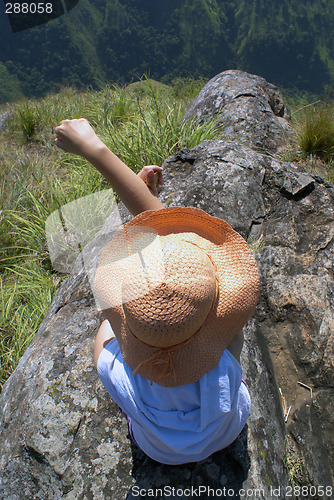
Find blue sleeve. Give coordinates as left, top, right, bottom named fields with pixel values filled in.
left=96, top=338, right=140, bottom=417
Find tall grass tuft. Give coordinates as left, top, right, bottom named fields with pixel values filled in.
left=11, top=100, right=43, bottom=143
left=295, top=100, right=334, bottom=160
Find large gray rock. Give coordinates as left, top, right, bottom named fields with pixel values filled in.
left=1, top=71, right=333, bottom=498
left=0, top=152, right=290, bottom=499
left=160, top=140, right=334, bottom=492
left=184, top=69, right=293, bottom=152
left=0, top=259, right=288, bottom=499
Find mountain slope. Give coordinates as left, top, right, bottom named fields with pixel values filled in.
left=1, top=0, right=334, bottom=102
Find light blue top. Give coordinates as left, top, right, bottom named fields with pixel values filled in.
left=97, top=339, right=250, bottom=465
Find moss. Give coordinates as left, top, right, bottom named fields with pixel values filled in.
left=45, top=379, right=70, bottom=403
left=257, top=439, right=268, bottom=460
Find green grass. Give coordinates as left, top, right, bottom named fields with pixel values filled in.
left=278, top=94, right=334, bottom=182
left=170, top=76, right=208, bottom=100
left=283, top=436, right=307, bottom=488
left=294, top=100, right=334, bottom=160
left=0, top=77, right=225, bottom=390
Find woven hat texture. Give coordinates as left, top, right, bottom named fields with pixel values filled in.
left=94, top=207, right=260, bottom=387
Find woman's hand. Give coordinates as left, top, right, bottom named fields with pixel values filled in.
left=137, top=165, right=163, bottom=196
left=54, top=119, right=164, bottom=215
left=54, top=118, right=104, bottom=159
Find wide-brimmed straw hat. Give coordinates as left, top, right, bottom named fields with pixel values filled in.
left=94, top=207, right=260, bottom=387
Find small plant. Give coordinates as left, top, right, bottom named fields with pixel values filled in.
left=248, top=234, right=265, bottom=253
left=283, top=436, right=307, bottom=488
left=284, top=451, right=305, bottom=487
left=295, top=100, right=334, bottom=160
left=14, top=101, right=43, bottom=143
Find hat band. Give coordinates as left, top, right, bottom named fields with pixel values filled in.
left=129, top=252, right=219, bottom=384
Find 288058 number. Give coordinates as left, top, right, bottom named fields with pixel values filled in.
left=286, top=485, right=333, bottom=497
left=5, top=3, right=53, bottom=14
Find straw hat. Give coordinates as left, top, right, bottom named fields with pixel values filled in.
left=94, top=207, right=260, bottom=387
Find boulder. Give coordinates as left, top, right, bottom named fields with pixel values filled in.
left=0, top=150, right=290, bottom=500
left=160, top=139, right=334, bottom=491
left=184, top=69, right=293, bottom=152
left=0, top=257, right=289, bottom=499
left=1, top=71, right=333, bottom=498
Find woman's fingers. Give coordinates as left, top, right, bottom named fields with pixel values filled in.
left=140, top=166, right=163, bottom=195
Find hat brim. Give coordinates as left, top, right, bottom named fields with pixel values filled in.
left=100, top=206, right=260, bottom=386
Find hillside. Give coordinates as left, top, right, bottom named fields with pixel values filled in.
left=1, top=0, right=334, bottom=102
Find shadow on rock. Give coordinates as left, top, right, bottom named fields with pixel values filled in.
left=127, top=426, right=250, bottom=500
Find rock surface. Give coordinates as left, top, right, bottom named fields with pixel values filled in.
left=0, top=112, right=10, bottom=131
left=160, top=139, right=334, bottom=493
left=184, top=69, right=293, bottom=153
left=1, top=70, right=333, bottom=499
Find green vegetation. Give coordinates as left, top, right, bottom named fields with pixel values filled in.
left=279, top=94, right=334, bottom=182
left=283, top=436, right=307, bottom=488
left=0, top=63, right=23, bottom=103
left=0, top=78, right=224, bottom=389
left=295, top=101, right=334, bottom=160
left=1, top=0, right=334, bottom=103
